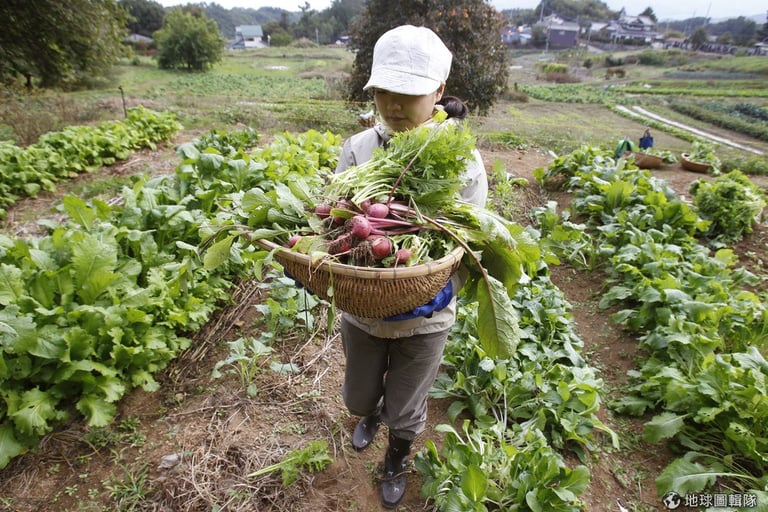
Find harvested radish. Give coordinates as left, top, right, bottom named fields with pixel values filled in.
left=394, top=248, right=411, bottom=265
left=367, top=202, right=390, bottom=219
left=348, top=215, right=372, bottom=239
left=370, top=236, right=392, bottom=259
left=287, top=234, right=301, bottom=248
left=329, top=234, right=353, bottom=255
left=315, top=203, right=332, bottom=218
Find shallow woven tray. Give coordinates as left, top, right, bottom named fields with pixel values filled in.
left=633, top=152, right=663, bottom=169
left=256, top=239, right=464, bottom=318
left=680, top=153, right=711, bottom=173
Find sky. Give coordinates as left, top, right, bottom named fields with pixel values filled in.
left=158, top=1, right=765, bottom=22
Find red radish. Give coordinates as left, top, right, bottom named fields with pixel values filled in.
left=370, top=236, right=392, bottom=259
left=329, top=234, right=352, bottom=255
left=394, top=248, right=411, bottom=265
left=315, top=203, right=332, bottom=218
left=287, top=234, right=301, bottom=248
left=348, top=215, right=372, bottom=239
left=367, top=202, right=390, bottom=219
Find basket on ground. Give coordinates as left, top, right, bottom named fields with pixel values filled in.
left=680, top=153, right=711, bottom=173
left=633, top=152, right=663, bottom=169
left=256, top=239, right=464, bottom=318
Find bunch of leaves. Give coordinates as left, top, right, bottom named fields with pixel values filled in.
left=248, top=440, right=332, bottom=487
left=689, top=169, right=767, bottom=246
left=324, top=111, right=476, bottom=215
left=436, top=275, right=614, bottom=455
left=635, top=146, right=678, bottom=163
left=627, top=347, right=768, bottom=496
left=191, top=127, right=260, bottom=156
left=532, top=145, right=613, bottom=189
left=0, top=201, right=228, bottom=467
left=417, top=265, right=613, bottom=511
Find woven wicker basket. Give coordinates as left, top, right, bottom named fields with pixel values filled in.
left=633, top=152, right=663, bottom=169
left=680, top=153, right=711, bottom=173
left=256, top=239, right=464, bottom=318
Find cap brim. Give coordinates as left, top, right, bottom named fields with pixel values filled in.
left=363, top=68, right=442, bottom=96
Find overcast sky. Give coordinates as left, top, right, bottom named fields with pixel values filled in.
left=158, top=1, right=765, bottom=23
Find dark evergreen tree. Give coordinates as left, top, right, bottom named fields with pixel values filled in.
left=346, top=0, right=508, bottom=115
left=121, top=0, right=166, bottom=37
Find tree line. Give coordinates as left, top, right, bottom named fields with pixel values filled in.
left=1, top=0, right=764, bottom=115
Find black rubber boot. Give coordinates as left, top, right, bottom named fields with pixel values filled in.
left=381, top=433, right=412, bottom=509
left=352, top=415, right=380, bottom=451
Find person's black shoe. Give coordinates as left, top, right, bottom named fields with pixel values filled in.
left=381, top=433, right=412, bottom=509
left=351, top=415, right=380, bottom=451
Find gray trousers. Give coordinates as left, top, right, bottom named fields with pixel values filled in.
left=340, top=317, right=449, bottom=441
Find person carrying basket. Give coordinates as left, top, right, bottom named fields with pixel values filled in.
left=334, top=25, right=488, bottom=508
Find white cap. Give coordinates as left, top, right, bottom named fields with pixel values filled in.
left=363, top=25, right=452, bottom=96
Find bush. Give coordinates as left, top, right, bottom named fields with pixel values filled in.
left=637, top=50, right=667, bottom=66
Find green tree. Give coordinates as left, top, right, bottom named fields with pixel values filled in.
left=346, top=0, right=508, bottom=115
left=121, top=0, right=166, bottom=37
left=263, top=21, right=294, bottom=46
left=154, top=8, right=225, bottom=71
left=689, top=27, right=709, bottom=49
left=0, top=0, right=129, bottom=88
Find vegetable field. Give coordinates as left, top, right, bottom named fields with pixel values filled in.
left=0, top=46, right=767, bottom=512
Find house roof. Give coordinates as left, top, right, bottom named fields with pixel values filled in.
left=236, top=25, right=263, bottom=38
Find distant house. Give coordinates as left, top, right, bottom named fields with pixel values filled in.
left=501, top=25, right=532, bottom=45
left=231, top=25, right=268, bottom=49
left=607, top=9, right=660, bottom=44
left=536, top=16, right=579, bottom=49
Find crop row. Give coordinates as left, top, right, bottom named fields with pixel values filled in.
left=668, top=100, right=768, bottom=141
left=535, top=148, right=768, bottom=501
left=0, top=107, right=181, bottom=218
left=0, top=127, right=339, bottom=469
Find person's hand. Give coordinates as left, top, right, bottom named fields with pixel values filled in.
left=384, top=280, right=453, bottom=321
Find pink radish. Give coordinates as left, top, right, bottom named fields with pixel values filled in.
left=367, top=202, right=390, bottom=219
left=394, top=248, right=411, bottom=265
left=315, top=203, right=332, bottom=218
left=348, top=215, right=372, bottom=239
left=370, top=236, right=392, bottom=259
left=287, top=234, right=301, bottom=248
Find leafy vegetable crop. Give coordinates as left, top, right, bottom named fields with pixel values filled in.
left=536, top=145, right=768, bottom=502
left=0, top=127, right=339, bottom=469
left=0, top=106, right=181, bottom=218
